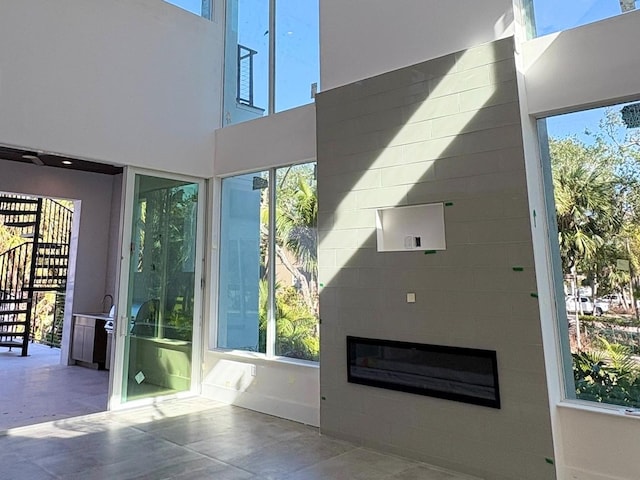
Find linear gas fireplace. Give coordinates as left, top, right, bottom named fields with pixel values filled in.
left=347, top=336, right=500, bottom=408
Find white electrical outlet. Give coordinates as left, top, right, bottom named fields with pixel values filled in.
left=407, top=292, right=416, bottom=303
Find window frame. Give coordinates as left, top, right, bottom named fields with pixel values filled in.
left=212, top=161, right=318, bottom=364
left=536, top=101, right=640, bottom=411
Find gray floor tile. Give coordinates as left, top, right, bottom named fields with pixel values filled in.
left=279, top=448, right=419, bottom=480
left=0, top=391, right=478, bottom=480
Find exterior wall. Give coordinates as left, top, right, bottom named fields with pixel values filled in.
left=204, top=105, right=319, bottom=426
left=521, top=11, right=640, bottom=480
left=316, top=38, right=556, bottom=480
left=0, top=0, right=223, bottom=177
left=320, top=0, right=514, bottom=91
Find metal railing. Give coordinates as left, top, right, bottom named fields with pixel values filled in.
left=237, top=44, right=258, bottom=107
left=0, top=195, right=73, bottom=355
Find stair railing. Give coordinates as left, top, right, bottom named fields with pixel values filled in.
left=0, top=195, right=73, bottom=355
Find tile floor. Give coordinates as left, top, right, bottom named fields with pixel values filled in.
left=0, top=345, right=479, bottom=479
left=0, top=343, right=108, bottom=431
left=0, top=397, right=480, bottom=480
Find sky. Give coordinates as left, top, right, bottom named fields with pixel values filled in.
left=532, top=0, right=636, bottom=36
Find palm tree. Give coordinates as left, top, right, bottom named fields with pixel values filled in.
left=273, top=166, right=318, bottom=314
left=551, top=138, right=622, bottom=274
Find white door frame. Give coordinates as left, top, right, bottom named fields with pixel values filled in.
left=107, top=166, right=207, bottom=410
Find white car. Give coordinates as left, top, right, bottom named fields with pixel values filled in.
left=565, top=296, right=605, bottom=316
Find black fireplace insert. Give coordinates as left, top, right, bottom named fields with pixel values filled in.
left=347, top=336, right=500, bottom=408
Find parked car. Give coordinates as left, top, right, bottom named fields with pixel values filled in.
left=599, top=293, right=624, bottom=307
left=565, top=296, right=605, bottom=316
left=593, top=298, right=609, bottom=314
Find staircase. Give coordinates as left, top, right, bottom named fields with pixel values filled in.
left=0, top=195, right=72, bottom=356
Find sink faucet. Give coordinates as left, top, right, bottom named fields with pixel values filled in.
left=102, top=294, right=114, bottom=313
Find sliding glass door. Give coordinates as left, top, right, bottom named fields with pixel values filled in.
left=111, top=171, right=204, bottom=405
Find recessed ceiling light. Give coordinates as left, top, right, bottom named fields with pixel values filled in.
left=62, top=160, right=73, bottom=165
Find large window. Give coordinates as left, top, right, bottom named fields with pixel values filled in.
left=164, top=0, right=212, bottom=19
left=541, top=100, right=640, bottom=408
left=217, top=162, right=318, bottom=361
left=223, top=0, right=319, bottom=126
left=524, top=0, right=637, bottom=38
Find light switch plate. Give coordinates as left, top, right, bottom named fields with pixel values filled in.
left=407, top=292, right=416, bottom=303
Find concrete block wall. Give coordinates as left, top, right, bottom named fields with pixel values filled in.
left=316, top=37, right=556, bottom=480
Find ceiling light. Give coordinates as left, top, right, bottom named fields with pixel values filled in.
left=62, top=160, right=73, bottom=165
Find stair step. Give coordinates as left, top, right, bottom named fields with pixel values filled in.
left=37, top=243, right=64, bottom=249
left=0, top=309, right=29, bottom=316
left=36, top=254, right=69, bottom=260
left=26, top=286, right=66, bottom=292
left=3, top=221, right=36, bottom=228
left=0, top=321, right=27, bottom=327
left=0, top=197, right=38, bottom=205
left=0, top=209, right=37, bottom=216
left=33, top=275, right=67, bottom=281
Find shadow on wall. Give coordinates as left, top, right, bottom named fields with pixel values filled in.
left=316, top=37, right=556, bottom=480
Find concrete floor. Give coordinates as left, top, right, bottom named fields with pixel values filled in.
left=0, top=342, right=108, bottom=431
left=0, top=397, right=480, bottom=480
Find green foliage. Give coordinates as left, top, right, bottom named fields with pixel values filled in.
left=573, top=338, right=640, bottom=407
left=256, top=163, right=319, bottom=361
left=257, top=281, right=319, bottom=362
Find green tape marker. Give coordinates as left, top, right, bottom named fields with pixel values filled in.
left=512, top=266, right=524, bottom=272
left=444, top=202, right=454, bottom=206
left=319, top=283, right=324, bottom=287
left=531, top=293, right=539, bottom=298
left=424, top=250, right=437, bottom=255
left=545, top=458, right=554, bottom=465
left=321, top=396, right=326, bottom=400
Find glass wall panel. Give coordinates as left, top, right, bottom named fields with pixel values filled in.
left=164, top=0, right=212, bottom=19
left=274, top=164, right=318, bottom=360
left=223, top=0, right=269, bottom=126
left=275, top=0, right=319, bottom=113
left=218, top=171, right=269, bottom=352
left=216, top=163, right=318, bottom=361
left=123, top=175, right=199, bottom=402
left=541, top=99, right=640, bottom=408
left=526, top=0, right=637, bottom=38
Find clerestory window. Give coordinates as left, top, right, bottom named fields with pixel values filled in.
left=523, top=0, right=638, bottom=39
left=223, top=0, right=319, bottom=126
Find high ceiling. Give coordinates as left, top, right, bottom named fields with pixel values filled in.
left=0, top=145, right=123, bottom=175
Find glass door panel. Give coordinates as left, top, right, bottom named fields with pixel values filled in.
left=122, top=175, right=199, bottom=402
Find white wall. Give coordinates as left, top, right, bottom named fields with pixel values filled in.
left=523, top=10, right=640, bottom=117
left=320, top=0, right=514, bottom=91
left=521, top=12, right=640, bottom=480
left=214, top=104, right=316, bottom=176
left=0, top=0, right=223, bottom=178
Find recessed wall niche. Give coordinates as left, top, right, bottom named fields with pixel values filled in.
left=375, top=203, right=446, bottom=252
